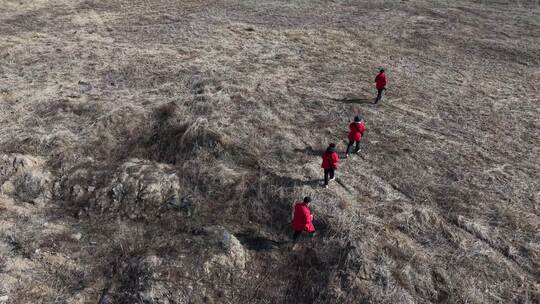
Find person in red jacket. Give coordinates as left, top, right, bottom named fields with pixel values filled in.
left=291, top=196, right=315, bottom=242
left=345, top=115, right=366, bottom=158
left=374, top=68, right=387, bottom=104
left=321, top=143, right=339, bottom=188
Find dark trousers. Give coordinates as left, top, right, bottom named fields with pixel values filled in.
left=292, top=230, right=302, bottom=243
left=346, top=140, right=360, bottom=154
left=375, top=88, right=384, bottom=103
left=324, top=168, right=335, bottom=186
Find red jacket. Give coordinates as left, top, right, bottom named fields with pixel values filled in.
left=321, top=151, right=339, bottom=169
left=375, top=72, right=387, bottom=89
left=291, top=202, right=315, bottom=232
left=348, top=121, right=366, bottom=142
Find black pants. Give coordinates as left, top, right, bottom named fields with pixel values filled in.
left=292, top=230, right=302, bottom=243
left=346, top=140, right=360, bottom=154
left=324, top=168, right=335, bottom=186
left=375, top=88, right=384, bottom=103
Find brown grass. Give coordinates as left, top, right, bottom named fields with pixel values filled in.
left=0, top=0, right=539, bottom=303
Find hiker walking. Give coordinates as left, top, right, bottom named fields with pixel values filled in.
left=321, top=143, right=339, bottom=188
left=291, top=196, right=315, bottom=243
left=345, top=115, right=366, bottom=158
left=374, top=68, right=388, bottom=104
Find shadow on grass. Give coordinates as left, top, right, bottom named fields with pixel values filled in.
left=272, top=174, right=321, bottom=188
left=335, top=177, right=354, bottom=194
left=331, top=96, right=374, bottom=104
left=236, top=233, right=284, bottom=251
left=236, top=216, right=330, bottom=252
left=293, top=146, right=323, bottom=156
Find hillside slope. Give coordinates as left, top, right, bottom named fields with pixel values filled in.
left=0, top=0, right=539, bottom=303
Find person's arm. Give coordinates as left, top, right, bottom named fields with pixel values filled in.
left=333, top=152, right=339, bottom=165
left=304, top=207, right=313, bottom=229
left=360, top=123, right=366, bottom=134
left=305, top=207, right=316, bottom=233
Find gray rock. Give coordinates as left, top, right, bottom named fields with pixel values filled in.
left=93, top=159, right=182, bottom=219
left=78, top=81, right=92, bottom=93
left=71, top=233, right=82, bottom=241
left=203, top=226, right=246, bottom=271
left=0, top=154, right=40, bottom=183
left=164, top=195, right=194, bottom=216
left=13, top=170, right=51, bottom=202
left=0, top=154, right=52, bottom=203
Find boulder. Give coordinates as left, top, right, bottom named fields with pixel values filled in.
left=138, top=283, right=171, bottom=304
left=12, top=170, right=52, bottom=203
left=0, top=154, right=52, bottom=204
left=203, top=226, right=246, bottom=272
left=0, top=154, right=42, bottom=184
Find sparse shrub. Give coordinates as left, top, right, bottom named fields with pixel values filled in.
left=178, top=118, right=227, bottom=153
left=148, top=116, right=189, bottom=164
left=82, top=105, right=149, bottom=162
left=13, top=170, right=51, bottom=203
left=148, top=105, right=228, bottom=164
left=5, top=232, right=33, bottom=259
left=153, top=102, right=177, bottom=121
left=191, top=94, right=213, bottom=115
left=190, top=75, right=222, bottom=95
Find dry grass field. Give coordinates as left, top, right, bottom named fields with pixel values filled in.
left=0, top=0, right=539, bottom=303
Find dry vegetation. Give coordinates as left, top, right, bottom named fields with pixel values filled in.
left=0, top=0, right=539, bottom=303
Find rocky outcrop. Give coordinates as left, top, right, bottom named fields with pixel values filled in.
left=202, top=225, right=246, bottom=272
left=0, top=154, right=53, bottom=204
left=69, top=159, right=183, bottom=220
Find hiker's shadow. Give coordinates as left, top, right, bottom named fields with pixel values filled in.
left=235, top=233, right=284, bottom=251
left=273, top=174, right=320, bottom=188
left=235, top=218, right=330, bottom=251
left=332, top=96, right=374, bottom=104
